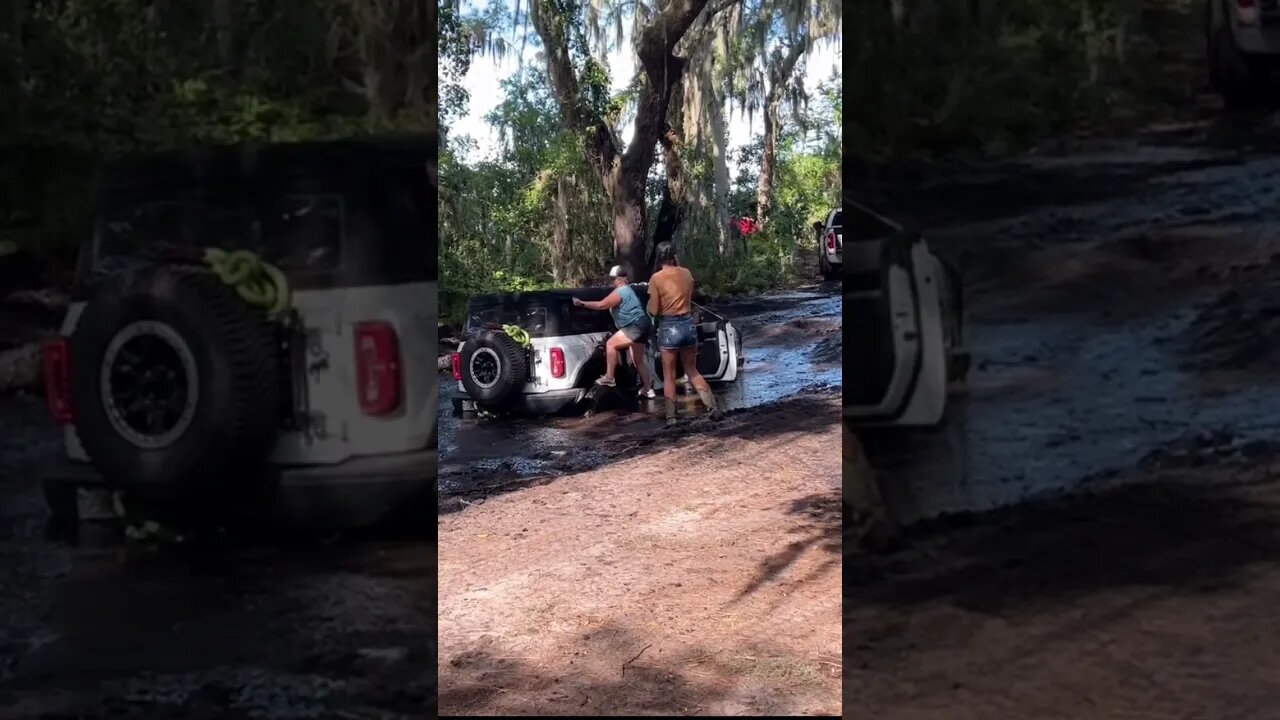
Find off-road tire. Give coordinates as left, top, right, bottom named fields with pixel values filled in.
left=69, top=265, right=280, bottom=507
left=821, top=256, right=841, bottom=281
left=459, top=329, right=529, bottom=408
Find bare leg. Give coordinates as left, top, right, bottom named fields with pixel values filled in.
left=660, top=349, right=679, bottom=421
left=679, top=346, right=719, bottom=417
left=678, top=346, right=711, bottom=393
left=629, top=343, right=654, bottom=392
left=604, top=330, right=630, bottom=381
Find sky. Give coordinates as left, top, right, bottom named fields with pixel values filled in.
left=448, top=1, right=840, bottom=175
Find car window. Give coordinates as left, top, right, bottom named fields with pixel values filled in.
left=567, top=303, right=616, bottom=335
left=261, top=194, right=344, bottom=271
left=379, top=165, right=435, bottom=280
left=95, top=194, right=344, bottom=272
left=97, top=200, right=188, bottom=261
left=465, top=305, right=548, bottom=335
left=850, top=206, right=895, bottom=241
left=831, top=209, right=842, bottom=230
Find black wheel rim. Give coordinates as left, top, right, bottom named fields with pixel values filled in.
left=109, top=336, right=188, bottom=435
left=100, top=321, right=200, bottom=448
left=469, top=347, right=501, bottom=389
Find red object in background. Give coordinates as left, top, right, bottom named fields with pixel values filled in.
left=736, top=217, right=758, bottom=236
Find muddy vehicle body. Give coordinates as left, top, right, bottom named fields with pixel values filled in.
left=1207, top=0, right=1280, bottom=107
left=451, top=287, right=743, bottom=415
left=40, top=138, right=437, bottom=528
left=816, top=208, right=843, bottom=280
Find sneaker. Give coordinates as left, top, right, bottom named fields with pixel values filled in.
left=638, top=388, right=656, bottom=399
left=594, top=375, right=616, bottom=387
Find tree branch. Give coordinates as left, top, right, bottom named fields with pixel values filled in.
left=529, top=0, right=620, bottom=183
left=623, top=0, right=709, bottom=174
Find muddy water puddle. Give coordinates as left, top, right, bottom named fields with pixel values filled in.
left=439, top=287, right=842, bottom=493
left=876, top=290, right=1280, bottom=523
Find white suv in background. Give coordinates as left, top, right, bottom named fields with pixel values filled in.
left=816, top=208, right=842, bottom=281
left=1207, top=0, right=1280, bottom=107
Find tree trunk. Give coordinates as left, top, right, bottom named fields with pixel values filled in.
left=705, top=74, right=735, bottom=258
left=212, top=0, right=235, bottom=65
left=609, top=172, right=648, bottom=281
left=530, top=0, right=708, bottom=281
left=552, top=174, right=570, bottom=284
left=755, top=41, right=805, bottom=229
left=889, top=0, right=907, bottom=27
left=652, top=85, right=689, bottom=254
left=756, top=97, right=782, bottom=227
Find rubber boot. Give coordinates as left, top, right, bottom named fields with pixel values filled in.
left=696, top=388, right=722, bottom=420
left=665, top=399, right=678, bottom=426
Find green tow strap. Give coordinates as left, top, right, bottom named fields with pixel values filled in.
left=502, top=324, right=532, bottom=348
left=202, top=247, right=291, bottom=318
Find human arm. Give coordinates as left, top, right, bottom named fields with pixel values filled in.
left=646, top=281, right=661, bottom=316
left=573, top=290, right=622, bottom=311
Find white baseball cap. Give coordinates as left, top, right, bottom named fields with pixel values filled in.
left=608, top=265, right=626, bottom=278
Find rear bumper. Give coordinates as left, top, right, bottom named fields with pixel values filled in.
left=42, top=449, right=437, bottom=529
left=1233, top=21, right=1280, bottom=55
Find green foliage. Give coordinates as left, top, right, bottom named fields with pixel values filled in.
left=851, top=0, right=1200, bottom=162
left=1, top=0, right=431, bottom=268
left=440, top=0, right=842, bottom=313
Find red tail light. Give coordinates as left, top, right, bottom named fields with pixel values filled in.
left=550, top=347, right=565, bottom=378
left=354, top=322, right=402, bottom=416
left=451, top=352, right=462, bottom=381
left=826, top=232, right=837, bottom=250
left=42, top=337, right=74, bottom=424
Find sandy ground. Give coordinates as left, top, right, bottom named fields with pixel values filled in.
left=847, top=444, right=1280, bottom=720
left=437, top=395, right=843, bottom=716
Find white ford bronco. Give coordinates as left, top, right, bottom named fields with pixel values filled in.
left=450, top=286, right=743, bottom=415
left=40, top=138, right=437, bottom=528
left=815, top=208, right=843, bottom=281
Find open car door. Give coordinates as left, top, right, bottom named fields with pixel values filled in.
left=629, top=287, right=736, bottom=385
left=689, top=303, right=733, bottom=381
left=846, top=204, right=948, bottom=427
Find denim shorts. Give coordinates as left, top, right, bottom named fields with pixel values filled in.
left=620, top=316, right=652, bottom=342
left=657, top=315, right=697, bottom=350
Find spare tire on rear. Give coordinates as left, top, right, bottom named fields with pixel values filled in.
left=69, top=264, right=281, bottom=502
left=459, top=329, right=528, bottom=408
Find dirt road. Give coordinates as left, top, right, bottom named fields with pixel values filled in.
left=438, top=395, right=842, bottom=716
left=436, top=284, right=843, bottom=715
left=850, top=113, right=1280, bottom=717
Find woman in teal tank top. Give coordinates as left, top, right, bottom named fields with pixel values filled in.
left=572, top=265, right=657, bottom=396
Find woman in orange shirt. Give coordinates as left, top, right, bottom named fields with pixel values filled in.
left=646, top=242, right=720, bottom=424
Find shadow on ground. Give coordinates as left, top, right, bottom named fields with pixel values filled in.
left=847, top=472, right=1280, bottom=615
left=735, top=491, right=841, bottom=602
left=440, top=621, right=839, bottom=716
